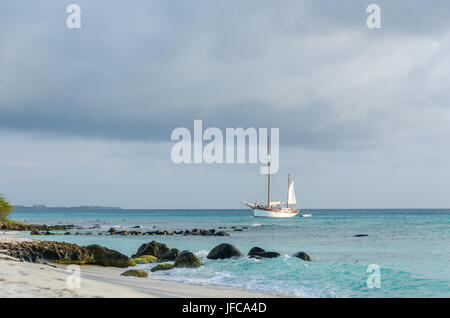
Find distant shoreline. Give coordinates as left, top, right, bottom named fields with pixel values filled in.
left=14, top=205, right=122, bottom=211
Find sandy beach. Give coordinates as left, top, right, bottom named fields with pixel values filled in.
left=0, top=231, right=270, bottom=298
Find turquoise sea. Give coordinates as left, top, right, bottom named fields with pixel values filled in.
left=10, top=208, right=450, bottom=297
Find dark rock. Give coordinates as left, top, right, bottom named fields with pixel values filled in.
left=248, top=247, right=266, bottom=256
left=30, top=229, right=42, bottom=235
left=132, top=240, right=169, bottom=258
left=248, top=247, right=280, bottom=258
left=174, top=251, right=202, bottom=268
left=214, top=231, right=230, bottom=237
left=207, top=243, right=243, bottom=260
left=293, top=251, right=311, bottom=261
left=158, top=248, right=180, bottom=262
left=252, top=251, right=280, bottom=258
left=121, top=269, right=148, bottom=278
left=108, top=227, right=117, bottom=234
left=86, top=244, right=135, bottom=267
left=132, top=225, right=142, bottom=229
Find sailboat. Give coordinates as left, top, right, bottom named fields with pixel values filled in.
left=242, top=136, right=300, bottom=218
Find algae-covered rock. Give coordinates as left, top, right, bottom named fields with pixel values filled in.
left=121, top=269, right=148, bottom=278
left=174, top=251, right=202, bottom=268
left=132, top=255, right=157, bottom=264
left=86, top=244, right=136, bottom=267
left=151, top=263, right=174, bottom=272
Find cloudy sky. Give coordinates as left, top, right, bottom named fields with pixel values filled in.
left=1, top=0, right=449, bottom=209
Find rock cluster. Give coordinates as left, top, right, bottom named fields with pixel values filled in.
left=106, top=227, right=235, bottom=237
left=203, top=244, right=311, bottom=261
left=0, top=241, right=93, bottom=264
left=0, top=241, right=135, bottom=267
left=129, top=241, right=203, bottom=272
left=0, top=221, right=76, bottom=232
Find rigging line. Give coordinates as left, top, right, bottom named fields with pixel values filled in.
left=249, top=174, right=265, bottom=204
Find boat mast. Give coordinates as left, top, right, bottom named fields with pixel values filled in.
left=287, top=174, right=290, bottom=208
left=267, top=135, right=270, bottom=207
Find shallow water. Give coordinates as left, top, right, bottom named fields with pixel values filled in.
left=10, top=208, right=450, bottom=297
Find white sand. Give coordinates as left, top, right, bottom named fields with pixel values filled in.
left=0, top=231, right=272, bottom=298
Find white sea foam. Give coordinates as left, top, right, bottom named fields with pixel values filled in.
left=194, top=250, right=209, bottom=258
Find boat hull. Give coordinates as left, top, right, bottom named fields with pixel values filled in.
left=253, top=208, right=299, bottom=218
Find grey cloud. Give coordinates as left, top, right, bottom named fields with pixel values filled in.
left=1, top=0, right=450, bottom=151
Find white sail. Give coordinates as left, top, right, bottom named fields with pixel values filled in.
left=287, top=179, right=296, bottom=205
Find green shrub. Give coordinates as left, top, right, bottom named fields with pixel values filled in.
left=0, top=194, right=14, bottom=221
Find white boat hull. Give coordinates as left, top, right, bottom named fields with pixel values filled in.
left=253, top=208, right=299, bottom=218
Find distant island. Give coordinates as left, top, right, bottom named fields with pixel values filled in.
left=14, top=205, right=122, bottom=211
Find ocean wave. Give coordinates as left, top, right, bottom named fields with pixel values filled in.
left=145, top=256, right=341, bottom=298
